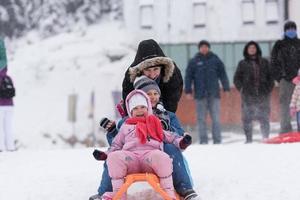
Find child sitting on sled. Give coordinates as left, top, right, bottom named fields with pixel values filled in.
left=92, top=76, right=199, bottom=200
left=93, top=89, right=192, bottom=200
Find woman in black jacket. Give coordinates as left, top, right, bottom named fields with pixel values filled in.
left=234, top=41, right=274, bottom=143
left=122, top=39, right=183, bottom=113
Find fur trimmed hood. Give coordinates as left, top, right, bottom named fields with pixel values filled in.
left=128, top=39, right=175, bottom=83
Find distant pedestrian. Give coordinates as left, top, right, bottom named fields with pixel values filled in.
left=185, top=40, right=230, bottom=144
left=289, top=69, right=300, bottom=131
left=271, top=21, right=300, bottom=133
left=0, top=39, right=16, bottom=152
left=234, top=41, right=274, bottom=143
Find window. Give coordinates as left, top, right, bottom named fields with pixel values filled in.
left=265, top=0, right=279, bottom=24
left=241, top=0, right=255, bottom=24
left=193, top=2, right=206, bottom=28
left=140, top=5, right=153, bottom=29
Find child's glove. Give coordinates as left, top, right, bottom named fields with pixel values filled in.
left=290, top=107, right=297, bottom=117
left=93, top=149, right=107, bottom=161
left=116, top=100, right=126, bottom=117
left=100, top=117, right=116, bottom=133
left=179, top=135, right=192, bottom=150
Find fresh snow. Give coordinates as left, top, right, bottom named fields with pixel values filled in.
left=2, top=21, right=300, bottom=200
left=7, top=22, right=138, bottom=149
left=1, top=144, right=300, bottom=200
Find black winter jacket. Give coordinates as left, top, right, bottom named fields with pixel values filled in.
left=271, top=37, right=300, bottom=82
left=122, top=39, right=183, bottom=113
left=234, top=41, right=274, bottom=99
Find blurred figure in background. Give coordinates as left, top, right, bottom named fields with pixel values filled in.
left=185, top=40, right=230, bottom=144
left=289, top=69, right=300, bottom=132
left=234, top=41, right=274, bottom=143
left=0, top=38, right=16, bottom=152
left=271, top=21, right=300, bottom=133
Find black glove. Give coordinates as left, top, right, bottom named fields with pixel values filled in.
left=99, top=117, right=116, bottom=133
left=160, top=119, right=170, bottom=130
left=179, top=135, right=192, bottom=150
left=93, top=149, right=107, bottom=161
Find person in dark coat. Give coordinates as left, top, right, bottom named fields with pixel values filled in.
left=270, top=21, right=300, bottom=133
left=234, top=41, right=274, bottom=143
left=122, top=39, right=183, bottom=113
left=185, top=40, right=230, bottom=144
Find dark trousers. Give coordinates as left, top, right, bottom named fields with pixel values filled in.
left=279, top=79, right=295, bottom=133
left=241, top=95, right=271, bottom=142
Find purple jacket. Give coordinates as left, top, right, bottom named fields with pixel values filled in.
left=0, top=68, right=14, bottom=106
left=107, top=90, right=182, bottom=154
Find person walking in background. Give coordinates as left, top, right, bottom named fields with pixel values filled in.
left=289, top=69, right=300, bottom=132
left=0, top=38, right=16, bottom=152
left=271, top=21, right=300, bottom=133
left=234, top=41, right=274, bottom=143
left=185, top=40, right=230, bottom=144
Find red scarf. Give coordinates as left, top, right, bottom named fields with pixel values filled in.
left=126, top=115, right=164, bottom=144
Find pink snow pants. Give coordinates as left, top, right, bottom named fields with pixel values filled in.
left=102, top=149, right=176, bottom=200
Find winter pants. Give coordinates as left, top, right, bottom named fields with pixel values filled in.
left=279, top=79, right=295, bottom=133
left=241, top=95, right=271, bottom=142
left=97, top=143, right=194, bottom=197
left=196, top=97, right=221, bottom=144
left=0, top=106, right=14, bottom=151
left=102, top=150, right=176, bottom=200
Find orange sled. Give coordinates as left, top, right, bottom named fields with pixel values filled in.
left=113, top=173, right=180, bottom=200
left=263, top=132, right=300, bottom=144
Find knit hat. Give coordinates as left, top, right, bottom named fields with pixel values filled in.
left=284, top=21, right=297, bottom=31
left=128, top=93, right=149, bottom=113
left=198, top=40, right=211, bottom=49
left=133, top=75, right=161, bottom=95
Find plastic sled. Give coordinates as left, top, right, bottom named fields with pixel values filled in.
left=113, top=173, right=180, bottom=200
left=263, top=132, right=300, bottom=144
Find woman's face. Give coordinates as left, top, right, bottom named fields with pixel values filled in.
left=142, top=66, right=161, bottom=80
left=131, top=105, right=148, bottom=117
left=247, top=44, right=257, bottom=56
left=146, top=89, right=160, bottom=107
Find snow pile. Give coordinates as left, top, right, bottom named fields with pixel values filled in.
left=0, top=144, right=300, bottom=200
left=7, top=22, right=138, bottom=149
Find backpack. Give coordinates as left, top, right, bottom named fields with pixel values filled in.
left=0, top=76, right=15, bottom=98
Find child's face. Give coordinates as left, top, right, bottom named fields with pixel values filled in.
left=147, top=89, right=160, bottom=107
left=131, top=105, right=148, bottom=117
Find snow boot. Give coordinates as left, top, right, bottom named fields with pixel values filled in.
left=89, top=194, right=102, bottom=200
left=183, top=189, right=201, bottom=200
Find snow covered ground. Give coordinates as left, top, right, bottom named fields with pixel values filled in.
left=1, top=143, right=300, bottom=200
left=2, top=21, right=300, bottom=200
left=7, top=22, right=138, bottom=149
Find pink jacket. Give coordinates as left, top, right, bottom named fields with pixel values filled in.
left=290, top=76, right=300, bottom=111
left=107, top=90, right=182, bottom=154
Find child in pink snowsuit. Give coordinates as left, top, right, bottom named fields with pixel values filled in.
left=94, top=90, right=192, bottom=200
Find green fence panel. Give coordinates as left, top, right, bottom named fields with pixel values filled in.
left=161, top=41, right=275, bottom=87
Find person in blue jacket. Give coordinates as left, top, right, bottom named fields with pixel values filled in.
left=185, top=40, right=230, bottom=144
left=90, top=76, right=200, bottom=200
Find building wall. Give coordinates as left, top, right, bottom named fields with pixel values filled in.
left=289, top=0, right=300, bottom=35
left=123, top=0, right=285, bottom=43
